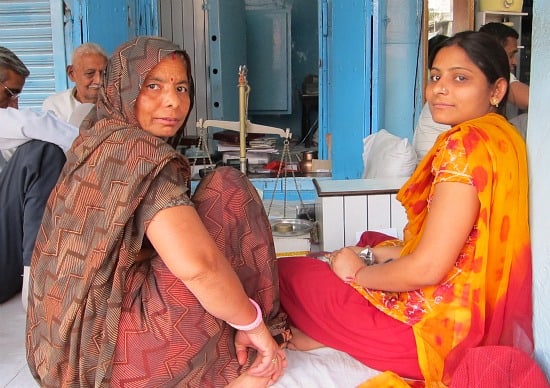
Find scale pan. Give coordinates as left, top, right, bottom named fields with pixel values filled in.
left=270, top=218, right=313, bottom=237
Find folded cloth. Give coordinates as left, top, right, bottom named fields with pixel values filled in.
left=450, top=346, right=549, bottom=388
left=273, top=347, right=382, bottom=388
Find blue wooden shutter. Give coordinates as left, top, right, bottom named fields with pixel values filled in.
left=0, top=0, right=67, bottom=109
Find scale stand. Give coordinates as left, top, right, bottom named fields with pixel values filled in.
left=195, top=65, right=315, bottom=238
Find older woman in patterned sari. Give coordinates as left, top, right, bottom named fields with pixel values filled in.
left=26, top=36, right=288, bottom=387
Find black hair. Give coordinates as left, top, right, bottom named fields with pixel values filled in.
left=479, top=22, right=519, bottom=47
left=0, top=46, right=30, bottom=81
left=429, top=31, right=510, bottom=115
left=428, top=35, right=449, bottom=67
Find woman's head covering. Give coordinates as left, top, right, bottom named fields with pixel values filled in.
left=85, top=36, right=194, bottom=134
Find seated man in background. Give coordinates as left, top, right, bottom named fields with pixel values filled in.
left=0, top=47, right=68, bottom=309
left=479, top=22, right=529, bottom=137
left=479, top=22, right=529, bottom=111
left=42, top=42, right=107, bottom=123
left=0, top=46, right=29, bottom=171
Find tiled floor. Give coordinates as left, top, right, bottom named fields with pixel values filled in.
left=0, top=294, right=36, bottom=387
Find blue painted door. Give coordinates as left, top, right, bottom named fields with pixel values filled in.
left=318, top=0, right=421, bottom=179
left=318, top=0, right=375, bottom=179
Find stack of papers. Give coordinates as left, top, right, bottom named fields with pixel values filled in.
left=217, top=137, right=278, bottom=154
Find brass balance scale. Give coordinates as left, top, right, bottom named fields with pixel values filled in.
left=194, top=65, right=315, bottom=239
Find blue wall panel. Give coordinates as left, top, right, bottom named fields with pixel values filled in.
left=206, top=0, right=247, bottom=121
left=246, top=7, right=292, bottom=114
left=383, top=0, right=422, bottom=141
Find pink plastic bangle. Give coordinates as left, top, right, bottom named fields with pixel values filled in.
left=227, top=298, right=263, bottom=331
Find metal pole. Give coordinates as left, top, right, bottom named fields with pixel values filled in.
left=238, top=65, right=248, bottom=174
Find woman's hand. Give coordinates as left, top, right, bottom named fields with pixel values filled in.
left=234, top=322, right=287, bottom=384
left=328, top=247, right=365, bottom=283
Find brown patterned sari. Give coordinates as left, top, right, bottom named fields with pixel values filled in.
left=26, top=37, right=283, bottom=387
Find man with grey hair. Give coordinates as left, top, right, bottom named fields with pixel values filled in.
left=42, top=42, right=107, bottom=123
left=0, top=46, right=29, bottom=109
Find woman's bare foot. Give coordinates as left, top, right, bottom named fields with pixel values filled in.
left=287, top=326, right=326, bottom=351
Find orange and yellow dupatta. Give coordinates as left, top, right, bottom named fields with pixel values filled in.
left=358, top=113, right=532, bottom=387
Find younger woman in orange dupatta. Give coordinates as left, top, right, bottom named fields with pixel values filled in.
left=278, top=31, right=533, bottom=386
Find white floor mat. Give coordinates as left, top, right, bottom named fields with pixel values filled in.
left=273, top=347, right=382, bottom=388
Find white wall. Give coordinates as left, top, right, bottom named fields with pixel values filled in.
left=528, top=0, right=550, bottom=377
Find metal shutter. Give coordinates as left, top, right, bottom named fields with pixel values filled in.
left=0, top=0, right=67, bottom=109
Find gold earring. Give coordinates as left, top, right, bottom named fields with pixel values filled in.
left=491, top=98, right=499, bottom=108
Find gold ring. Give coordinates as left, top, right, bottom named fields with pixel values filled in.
left=272, top=357, right=278, bottom=363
